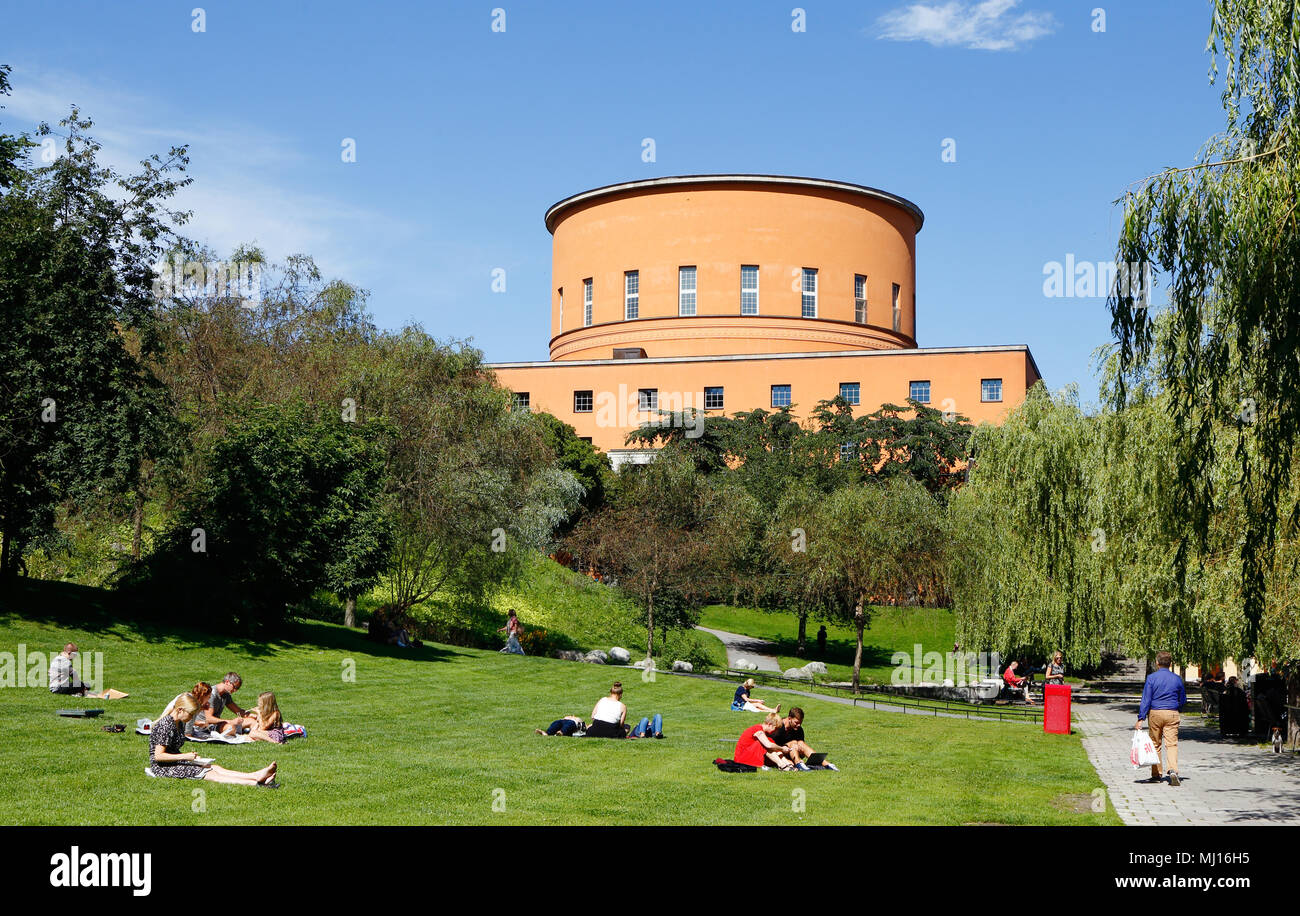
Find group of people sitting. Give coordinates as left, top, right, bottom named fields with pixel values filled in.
left=1001, top=651, right=1067, bottom=703
left=732, top=708, right=836, bottom=772
left=535, top=681, right=665, bottom=738
left=147, top=672, right=292, bottom=786
left=169, top=673, right=289, bottom=744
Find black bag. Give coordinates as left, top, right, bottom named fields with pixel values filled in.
left=713, top=758, right=758, bottom=773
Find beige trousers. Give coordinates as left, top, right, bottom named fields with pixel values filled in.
left=1148, top=709, right=1180, bottom=778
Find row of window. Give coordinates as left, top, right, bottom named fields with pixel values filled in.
left=510, top=379, right=1004, bottom=414
left=560, top=269, right=905, bottom=331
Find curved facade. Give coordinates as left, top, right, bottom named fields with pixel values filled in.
left=489, top=174, right=1040, bottom=459
left=546, top=175, right=921, bottom=361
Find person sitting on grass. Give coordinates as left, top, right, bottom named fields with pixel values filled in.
left=733, top=712, right=796, bottom=771
left=731, top=679, right=780, bottom=713
left=583, top=681, right=629, bottom=738
left=770, top=707, right=838, bottom=770
left=193, top=673, right=247, bottom=737
left=149, top=693, right=278, bottom=786
left=243, top=691, right=287, bottom=744
left=47, top=643, right=127, bottom=698
left=1002, top=661, right=1031, bottom=703
left=536, top=715, right=587, bottom=736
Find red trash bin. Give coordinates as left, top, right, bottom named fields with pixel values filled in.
left=1043, top=683, right=1071, bottom=734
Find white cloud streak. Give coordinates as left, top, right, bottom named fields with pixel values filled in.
left=876, top=0, right=1058, bottom=51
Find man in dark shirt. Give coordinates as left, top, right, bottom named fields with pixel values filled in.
left=770, top=708, right=837, bottom=770
left=1137, top=651, right=1187, bottom=786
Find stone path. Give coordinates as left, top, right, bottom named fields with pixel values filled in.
left=694, top=625, right=782, bottom=672
left=1075, top=697, right=1300, bottom=825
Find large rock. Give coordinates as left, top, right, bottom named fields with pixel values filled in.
left=632, top=657, right=655, bottom=670
left=734, top=658, right=758, bottom=671
left=672, top=660, right=693, bottom=673
left=583, top=650, right=607, bottom=664
left=784, top=667, right=813, bottom=680
left=802, top=661, right=828, bottom=676
left=608, top=646, right=631, bottom=664
left=556, top=650, right=584, bottom=662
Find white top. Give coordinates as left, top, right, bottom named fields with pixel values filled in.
left=48, top=655, right=74, bottom=691
left=593, top=696, right=623, bottom=724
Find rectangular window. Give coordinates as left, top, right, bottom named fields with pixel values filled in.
left=679, top=266, right=697, bottom=316
left=573, top=390, right=593, bottom=413
left=981, top=378, right=1003, bottom=403
left=771, top=384, right=792, bottom=408
left=583, top=279, right=593, bottom=327
left=909, top=380, right=930, bottom=404
left=624, top=270, right=639, bottom=320
left=854, top=275, right=867, bottom=324
left=512, top=392, right=530, bottom=412
left=892, top=283, right=901, bottom=333
left=839, top=382, right=860, bottom=406
left=840, top=442, right=857, bottom=462
left=741, top=265, right=759, bottom=315
left=558, top=288, right=563, bottom=326
left=638, top=388, right=659, bottom=411
left=801, top=268, right=818, bottom=318
left=704, top=387, right=725, bottom=410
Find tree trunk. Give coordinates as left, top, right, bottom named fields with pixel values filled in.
left=344, top=594, right=357, bottom=629
left=796, top=612, right=807, bottom=658
left=646, top=592, right=655, bottom=661
left=1289, top=672, right=1299, bottom=751
left=852, top=597, right=865, bottom=694
left=131, top=490, right=144, bottom=560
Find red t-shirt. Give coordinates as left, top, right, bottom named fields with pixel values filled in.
left=734, top=724, right=769, bottom=767
left=1003, top=669, right=1024, bottom=686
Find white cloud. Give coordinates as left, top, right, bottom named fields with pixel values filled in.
left=2, top=65, right=415, bottom=282
left=876, top=0, right=1057, bottom=51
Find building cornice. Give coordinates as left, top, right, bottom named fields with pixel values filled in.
left=544, top=174, right=926, bottom=234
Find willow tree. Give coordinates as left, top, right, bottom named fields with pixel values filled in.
left=1109, top=0, right=1300, bottom=653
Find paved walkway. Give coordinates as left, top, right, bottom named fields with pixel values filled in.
left=695, top=626, right=782, bottom=672
left=1075, top=697, right=1300, bottom=825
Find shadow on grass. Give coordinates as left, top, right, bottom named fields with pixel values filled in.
left=764, top=636, right=896, bottom=670
left=0, top=578, right=469, bottom=664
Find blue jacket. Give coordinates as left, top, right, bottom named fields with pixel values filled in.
left=1139, top=668, right=1186, bottom=720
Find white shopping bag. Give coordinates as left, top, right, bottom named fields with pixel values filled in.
left=1130, top=729, right=1160, bottom=767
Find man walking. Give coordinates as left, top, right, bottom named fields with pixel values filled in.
left=1137, top=651, right=1187, bottom=786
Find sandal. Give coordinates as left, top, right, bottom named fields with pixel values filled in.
left=102, top=724, right=126, bottom=733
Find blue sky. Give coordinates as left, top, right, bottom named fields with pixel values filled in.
left=2, top=1, right=1227, bottom=402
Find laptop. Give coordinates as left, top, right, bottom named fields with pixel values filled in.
left=805, top=752, right=828, bottom=767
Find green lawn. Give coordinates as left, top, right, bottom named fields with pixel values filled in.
left=0, top=580, right=1119, bottom=825
left=698, top=604, right=962, bottom=684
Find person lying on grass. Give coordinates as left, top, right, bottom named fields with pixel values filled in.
left=242, top=691, right=287, bottom=743
left=733, top=712, right=796, bottom=771
left=149, top=693, right=278, bottom=786
left=732, top=679, right=780, bottom=713
left=537, top=715, right=587, bottom=736
left=770, top=707, right=837, bottom=770
left=47, top=643, right=127, bottom=699
left=584, top=681, right=628, bottom=738
left=627, top=713, right=664, bottom=739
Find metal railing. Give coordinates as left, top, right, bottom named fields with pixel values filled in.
left=698, top=666, right=1045, bottom=724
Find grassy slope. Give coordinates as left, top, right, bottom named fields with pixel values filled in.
left=0, top=581, right=1117, bottom=825
left=698, top=604, right=958, bottom=684
left=358, top=554, right=729, bottom=668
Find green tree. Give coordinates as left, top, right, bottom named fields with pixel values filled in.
left=0, top=103, right=189, bottom=578
left=1108, top=0, right=1300, bottom=651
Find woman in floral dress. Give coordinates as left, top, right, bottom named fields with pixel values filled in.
left=149, top=693, right=279, bottom=786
